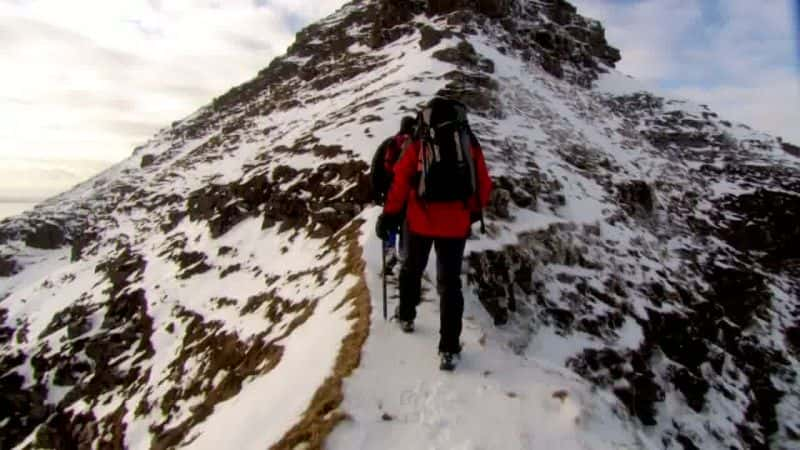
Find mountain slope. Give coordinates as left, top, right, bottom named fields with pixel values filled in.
left=1, top=0, right=799, bottom=449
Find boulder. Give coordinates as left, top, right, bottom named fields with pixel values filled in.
left=140, top=154, right=156, bottom=168
left=419, top=25, right=447, bottom=51
left=617, top=180, right=656, bottom=216
left=0, top=256, right=19, bottom=277
left=487, top=188, right=511, bottom=219
left=24, top=222, right=67, bottom=249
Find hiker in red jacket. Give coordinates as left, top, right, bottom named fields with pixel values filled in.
left=376, top=98, right=492, bottom=370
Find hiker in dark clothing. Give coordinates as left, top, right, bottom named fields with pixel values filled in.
left=370, top=116, right=416, bottom=205
left=376, top=98, right=492, bottom=370
left=370, top=116, right=415, bottom=264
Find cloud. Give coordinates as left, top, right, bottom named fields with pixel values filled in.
left=571, top=0, right=799, bottom=143
left=0, top=0, right=348, bottom=199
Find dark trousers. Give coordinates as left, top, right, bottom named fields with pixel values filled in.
left=398, top=232, right=466, bottom=353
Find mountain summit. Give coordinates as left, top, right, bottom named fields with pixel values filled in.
left=1, top=0, right=798, bottom=449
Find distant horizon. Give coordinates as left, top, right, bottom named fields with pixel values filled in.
left=0, top=198, right=46, bottom=204
left=0, top=201, right=38, bottom=221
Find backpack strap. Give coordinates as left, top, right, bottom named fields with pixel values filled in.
left=468, top=128, right=486, bottom=234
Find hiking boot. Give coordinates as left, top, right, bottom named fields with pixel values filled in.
left=393, top=306, right=414, bottom=333
left=398, top=319, right=414, bottom=333
left=439, top=352, right=460, bottom=371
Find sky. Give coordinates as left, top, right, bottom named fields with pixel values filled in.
left=570, top=0, right=800, bottom=144
left=0, top=0, right=798, bottom=204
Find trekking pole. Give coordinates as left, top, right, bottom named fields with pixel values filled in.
left=381, top=241, right=388, bottom=320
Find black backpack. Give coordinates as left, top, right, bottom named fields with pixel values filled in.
left=370, top=137, right=402, bottom=204
left=416, top=98, right=476, bottom=202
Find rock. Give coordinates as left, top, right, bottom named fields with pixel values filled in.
left=140, top=154, right=156, bottom=168
left=568, top=347, right=663, bottom=425
left=0, top=256, right=20, bottom=277
left=543, top=0, right=576, bottom=25
left=552, top=390, right=569, bottom=402
left=427, top=0, right=510, bottom=18
left=433, top=41, right=479, bottom=68
left=617, top=180, right=656, bottom=216
left=39, top=304, right=99, bottom=340
left=371, top=0, right=420, bottom=48
left=0, top=318, right=12, bottom=345
left=468, top=250, right=516, bottom=324
left=540, top=53, right=564, bottom=79
left=717, top=189, right=800, bottom=263
left=34, top=410, right=98, bottom=450
left=176, top=251, right=212, bottom=279
left=547, top=307, right=574, bottom=330
left=24, top=222, right=67, bottom=249
left=160, top=210, right=187, bottom=234
left=614, top=372, right=663, bottom=426
left=419, top=24, right=446, bottom=50
left=782, top=141, right=800, bottom=158
left=705, top=266, right=770, bottom=329
left=670, top=367, right=710, bottom=413
left=0, top=371, right=52, bottom=450
left=642, top=308, right=708, bottom=371
left=312, top=144, right=343, bottom=159
left=675, top=434, right=700, bottom=450
left=487, top=188, right=511, bottom=219
left=493, top=175, right=540, bottom=209
left=439, top=70, right=500, bottom=114
left=70, top=229, right=99, bottom=262
left=787, top=324, right=800, bottom=355
left=220, top=264, right=241, bottom=279
left=432, top=40, right=495, bottom=75
left=95, top=248, right=147, bottom=296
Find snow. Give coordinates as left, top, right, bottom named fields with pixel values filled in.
left=0, top=246, right=72, bottom=306
left=328, top=210, right=652, bottom=450
left=592, top=69, right=659, bottom=97
left=186, top=275, right=357, bottom=450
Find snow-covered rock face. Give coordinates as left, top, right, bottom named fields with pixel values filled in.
left=1, top=0, right=798, bottom=449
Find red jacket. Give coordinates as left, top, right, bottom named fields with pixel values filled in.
left=384, top=139, right=492, bottom=238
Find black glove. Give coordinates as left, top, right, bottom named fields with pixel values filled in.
left=376, top=213, right=400, bottom=241
left=373, top=191, right=386, bottom=206
left=470, top=211, right=481, bottom=224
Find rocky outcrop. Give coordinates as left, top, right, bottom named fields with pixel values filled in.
left=140, top=154, right=156, bottom=168
left=716, top=189, right=800, bottom=263
left=0, top=367, right=51, bottom=449
left=24, top=221, right=67, bottom=249
left=188, top=160, right=369, bottom=239
left=370, top=0, right=620, bottom=88
left=428, top=0, right=510, bottom=17
left=782, top=141, right=800, bottom=158
left=617, top=180, right=656, bottom=216
left=0, top=255, right=19, bottom=277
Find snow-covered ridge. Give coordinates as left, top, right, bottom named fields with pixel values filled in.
left=1, top=0, right=799, bottom=449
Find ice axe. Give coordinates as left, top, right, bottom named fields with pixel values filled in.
left=381, top=240, right=387, bottom=320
